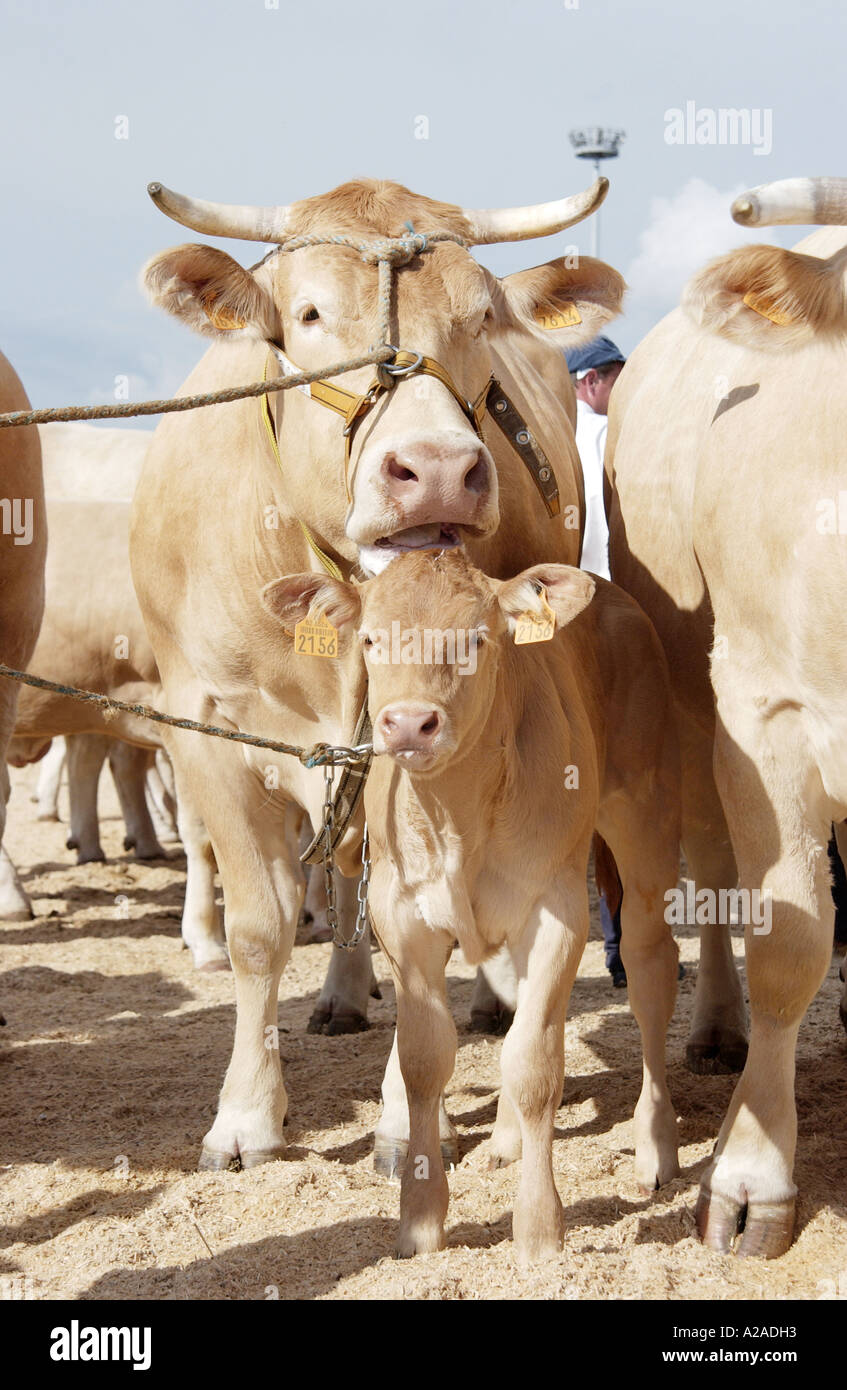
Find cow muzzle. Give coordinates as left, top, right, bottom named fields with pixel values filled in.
left=373, top=701, right=451, bottom=770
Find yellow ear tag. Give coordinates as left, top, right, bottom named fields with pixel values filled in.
left=742, top=290, right=795, bottom=327
left=534, top=303, right=582, bottom=331
left=294, top=611, right=339, bottom=658
left=514, top=588, right=556, bottom=645
left=202, top=292, right=246, bottom=331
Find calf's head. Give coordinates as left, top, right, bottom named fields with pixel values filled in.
left=143, top=178, right=624, bottom=572
left=262, top=550, right=595, bottom=774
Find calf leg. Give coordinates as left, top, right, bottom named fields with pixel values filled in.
left=107, top=742, right=166, bottom=859
left=500, top=868, right=588, bottom=1263
left=146, top=749, right=180, bottom=843
left=374, top=1030, right=458, bottom=1177
left=678, top=709, right=748, bottom=1074
left=65, top=734, right=107, bottom=864
left=599, top=801, right=680, bottom=1190
left=377, top=922, right=455, bottom=1256
left=696, top=704, right=834, bottom=1257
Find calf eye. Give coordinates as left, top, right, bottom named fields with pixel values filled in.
left=300, top=306, right=320, bottom=323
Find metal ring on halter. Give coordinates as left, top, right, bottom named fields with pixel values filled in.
left=380, top=349, right=424, bottom=378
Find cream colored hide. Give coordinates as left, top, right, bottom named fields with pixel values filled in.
left=605, top=177, right=847, bottom=1258
left=132, top=176, right=627, bottom=1169
left=0, top=351, right=46, bottom=921
left=264, top=549, right=681, bottom=1263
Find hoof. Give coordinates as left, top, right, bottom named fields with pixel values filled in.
left=75, top=849, right=106, bottom=865
left=307, top=1005, right=369, bottom=1036
left=736, top=1198, right=796, bottom=1259
left=374, top=1136, right=407, bottom=1179
left=695, top=1186, right=795, bottom=1258
left=374, top=1137, right=457, bottom=1179
left=469, top=1004, right=514, bottom=1037
left=36, top=811, right=60, bottom=822
left=695, top=1186, right=743, bottom=1252
left=685, top=1037, right=748, bottom=1075
left=0, top=907, right=34, bottom=923
left=123, top=836, right=136, bottom=852
left=240, top=1147, right=285, bottom=1170
left=198, top=1147, right=237, bottom=1171
left=370, top=981, right=383, bottom=1001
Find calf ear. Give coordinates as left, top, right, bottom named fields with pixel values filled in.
left=683, top=243, right=847, bottom=350
left=497, top=563, right=595, bottom=631
left=261, top=573, right=361, bottom=631
left=142, top=244, right=281, bottom=342
left=496, top=256, right=626, bottom=348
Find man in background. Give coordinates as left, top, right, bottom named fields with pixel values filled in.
left=566, top=336, right=627, bottom=984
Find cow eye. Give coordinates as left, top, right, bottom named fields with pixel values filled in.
left=300, top=306, right=320, bottom=323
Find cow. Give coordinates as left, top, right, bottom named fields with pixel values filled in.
left=0, top=350, right=47, bottom=921
left=30, top=735, right=179, bottom=856
left=3, top=498, right=176, bottom=916
left=263, top=548, right=681, bottom=1260
left=132, top=175, right=626, bottom=1169
left=605, top=175, right=847, bottom=1257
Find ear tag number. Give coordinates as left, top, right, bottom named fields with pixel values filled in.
left=514, top=588, right=556, bottom=644
left=294, top=612, right=339, bottom=658
left=742, top=290, right=795, bottom=327
left=534, top=303, right=582, bottom=330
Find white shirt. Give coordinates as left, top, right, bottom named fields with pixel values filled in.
left=574, top=397, right=611, bottom=581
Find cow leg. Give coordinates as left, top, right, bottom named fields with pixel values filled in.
left=309, top=888, right=380, bottom=1034
left=301, top=860, right=332, bottom=942
left=176, top=751, right=304, bottom=1167
left=373, top=1030, right=458, bottom=1177
left=600, top=807, right=680, bottom=1191
left=65, top=735, right=107, bottom=864
left=0, top=843, right=31, bottom=921
left=168, top=749, right=228, bottom=971
left=107, top=742, right=166, bottom=859
left=499, top=869, right=588, bottom=1263
left=678, top=710, right=748, bottom=1074
left=146, top=749, right=180, bottom=844
left=696, top=704, right=834, bottom=1258
left=469, top=947, right=516, bottom=1034
left=32, top=737, right=66, bottom=821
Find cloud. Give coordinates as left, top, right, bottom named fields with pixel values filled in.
left=622, top=178, right=778, bottom=344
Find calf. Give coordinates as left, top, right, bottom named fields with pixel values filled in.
left=264, top=549, right=682, bottom=1262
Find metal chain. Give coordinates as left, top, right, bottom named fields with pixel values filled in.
left=320, top=762, right=370, bottom=953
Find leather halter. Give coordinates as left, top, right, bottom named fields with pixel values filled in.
left=264, top=341, right=562, bottom=519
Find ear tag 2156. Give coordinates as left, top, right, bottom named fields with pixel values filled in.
left=514, top=588, right=556, bottom=644
left=294, top=611, right=338, bottom=658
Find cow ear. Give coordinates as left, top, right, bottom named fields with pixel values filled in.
left=682, top=242, right=847, bottom=351
left=261, top=573, right=361, bottom=631
left=496, top=256, right=626, bottom=348
left=497, top=563, right=595, bottom=632
left=142, top=243, right=281, bottom=342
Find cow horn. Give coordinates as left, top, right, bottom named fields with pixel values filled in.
left=732, top=177, right=847, bottom=228
left=461, top=177, right=608, bottom=245
left=147, top=182, right=292, bottom=242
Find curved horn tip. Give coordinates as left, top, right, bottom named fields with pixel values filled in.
left=731, top=196, right=755, bottom=225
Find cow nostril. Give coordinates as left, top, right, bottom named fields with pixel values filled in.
left=386, top=455, right=418, bottom=484
left=464, top=453, right=488, bottom=495
left=420, top=714, right=439, bottom=735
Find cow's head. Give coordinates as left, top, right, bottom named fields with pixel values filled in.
left=143, top=178, right=624, bottom=572
left=262, top=550, right=595, bottom=774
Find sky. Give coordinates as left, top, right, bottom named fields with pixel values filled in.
left=2, top=0, right=845, bottom=416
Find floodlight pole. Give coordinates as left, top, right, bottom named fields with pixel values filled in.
left=568, top=127, right=625, bottom=259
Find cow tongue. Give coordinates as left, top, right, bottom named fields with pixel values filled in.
left=379, top=524, right=445, bottom=550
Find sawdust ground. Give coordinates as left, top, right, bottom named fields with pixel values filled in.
left=1, top=765, right=845, bottom=1302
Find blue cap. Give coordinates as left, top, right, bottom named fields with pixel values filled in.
left=564, top=335, right=625, bottom=378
